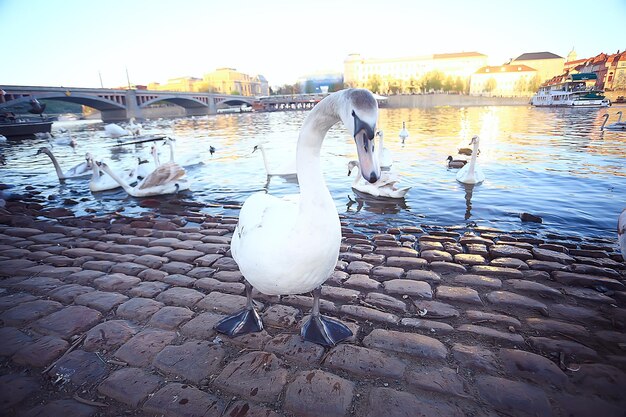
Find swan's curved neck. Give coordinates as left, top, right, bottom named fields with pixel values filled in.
left=351, top=166, right=361, bottom=188
left=617, top=112, right=623, bottom=123
left=101, top=165, right=135, bottom=195
left=167, top=143, right=175, bottom=163
left=601, top=114, right=608, bottom=130
left=90, top=159, right=101, bottom=180
left=468, top=141, right=479, bottom=175
left=44, top=150, right=65, bottom=180
left=296, top=93, right=344, bottom=209
left=258, top=146, right=271, bottom=174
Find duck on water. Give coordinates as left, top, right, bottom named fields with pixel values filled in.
left=214, top=89, right=381, bottom=347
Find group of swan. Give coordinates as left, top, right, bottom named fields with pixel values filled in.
left=36, top=139, right=191, bottom=197
left=215, top=88, right=381, bottom=347
left=601, top=111, right=626, bottom=131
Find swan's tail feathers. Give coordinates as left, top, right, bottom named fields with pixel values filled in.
left=301, top=315, right=353, bottom=347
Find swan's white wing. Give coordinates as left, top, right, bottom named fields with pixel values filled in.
left=231, top=192, right=300, bottom=293
left=138, top=162, right=185, bottom=189
left=65, top=161, right=92, bottom=177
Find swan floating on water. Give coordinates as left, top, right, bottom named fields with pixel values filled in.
left=348, top=160, right=410, bottom=199
left=86, top=153, right=137, bottom=192
left=36, top=147, right=92, bottom=180
left=214, top=89, right=381, bottom=346
left=376, top=130, right=393, bottom=170
left=128, top=118, right=142, bottom=137
left=601, top=112, right=626, bottom=131
left=253, top=143, right=297, bottom=176
left=446, top=156, right=467, bottom=169
left=97, top=159, right=189, bottom=197
left=104, top=123, right=130, bottom=138
left=617, top=209, right=626, bottom=262
left=162, top=136, right=212, bottom=168
left=456, top=135, right=485, bottom=184
left=399, top=121, right=409, bottom=143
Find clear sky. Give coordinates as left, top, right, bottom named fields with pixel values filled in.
left=1, top=0, right=624, bottom=88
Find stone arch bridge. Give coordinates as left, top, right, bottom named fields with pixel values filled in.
left=0, top=85, right=256, bottom=122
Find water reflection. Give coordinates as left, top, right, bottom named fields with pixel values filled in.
left=346, top=193, right=408, bottom=215
left=0, top=105, right=625, bottom=239
left=461, top=183, right=476, bottom=221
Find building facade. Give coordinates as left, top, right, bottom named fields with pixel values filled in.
left=469, top=65, right=537, bottom=96
left=604, top=51, right=626, bottom=91
left=147, top=77, right=202, bottom=92
left=343, top=52, right=488, bottom=93
left=511, top=52, right=565, bottom=83
left=201, top=68, right=269, bottom=96
left=147, top=69, right=269, bottom=96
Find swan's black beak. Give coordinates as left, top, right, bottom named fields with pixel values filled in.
left=352, top=111, right=380, bottom=183
left=252, top=145, right=258, bottom=154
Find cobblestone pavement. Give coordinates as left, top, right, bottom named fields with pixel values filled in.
left=0, top=198, right=625, bottom=417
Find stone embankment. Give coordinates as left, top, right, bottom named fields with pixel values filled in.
left=0, top=198, right=625, bottom=417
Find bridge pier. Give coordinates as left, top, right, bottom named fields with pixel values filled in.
left=186, top=107, right=211, bottom=117
left=100, top=109, right=130, bottom=123
left=125, top=90, right=144, bottom=120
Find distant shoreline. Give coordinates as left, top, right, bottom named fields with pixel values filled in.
left=386, top=94, right=529, bottom=108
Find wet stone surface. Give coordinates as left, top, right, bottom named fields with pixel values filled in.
left=0, top=202, right=625, bottom=417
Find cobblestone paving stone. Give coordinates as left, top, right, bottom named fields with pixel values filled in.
left=0, top=200, right=625, bottom=417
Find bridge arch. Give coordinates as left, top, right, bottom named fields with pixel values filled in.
left=1, top=92, right=126, bottom=112
left=139, top=95, right=209, bottom=109
left=216, top=97, right=256, bottom=107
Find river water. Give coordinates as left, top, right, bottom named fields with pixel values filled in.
left=1, top=105, right=625, bottom=242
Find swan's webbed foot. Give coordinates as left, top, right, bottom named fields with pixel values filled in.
left=301, top=315, right=352, bottom=347
left=214, top=308, right=263, bottom=336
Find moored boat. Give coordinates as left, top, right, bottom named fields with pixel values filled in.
left=0, top=113, right=53, bottom=138
left=531, top=73, right=611, bottom=107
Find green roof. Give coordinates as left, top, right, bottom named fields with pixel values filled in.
left=571, top=73, right=597, bottom=81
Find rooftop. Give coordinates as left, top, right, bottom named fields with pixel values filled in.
left=514, top=52, right=563, bottom=61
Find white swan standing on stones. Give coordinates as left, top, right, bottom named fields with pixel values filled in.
left=348, top=160, right=410, bottom=199
left=376, top=130, right=393, bottom=170
left=600, top=113, right=626, bottom=131
left=97, top=158, right=190, bottom=197
left=36, top=147, right=92, bottom=180
left=215, top=89, right=381, bottom=346
left=399, top=121, right=409, bottom=143
left=456, top=136, right=485, bottom=185
left=618, top=208, right=626, bottom=261
left=253, top=143, right=297, bottom=176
